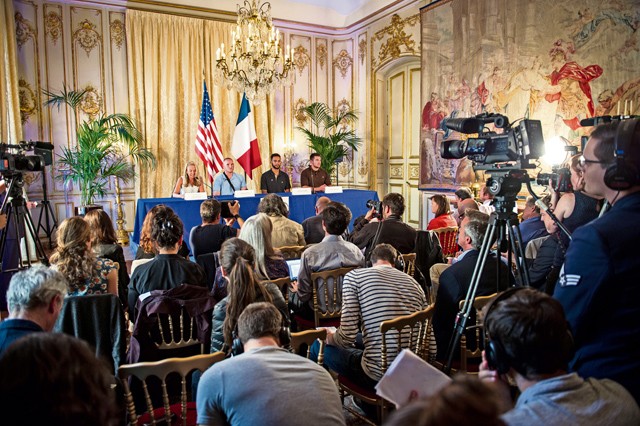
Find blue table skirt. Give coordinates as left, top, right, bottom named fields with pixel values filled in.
left=132, top=189, right=379, bottom=251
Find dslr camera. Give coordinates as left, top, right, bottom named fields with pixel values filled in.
left=537, top=167, right=572, bottom=193
left=366, top=199, right=383, bottom=218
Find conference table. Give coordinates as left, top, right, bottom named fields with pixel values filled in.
left=132, top=189, right=379, bottom=252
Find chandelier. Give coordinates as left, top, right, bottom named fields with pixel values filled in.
left=215, top=0, right=295, bottom=104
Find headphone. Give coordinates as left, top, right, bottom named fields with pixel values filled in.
left=231, top=324, right=291, bottom=356
left=604, top=118, right=640, bottom=190
left=484, top=288, right=574, bottom=375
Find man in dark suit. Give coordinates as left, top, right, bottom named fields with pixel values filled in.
left=432, top=210, right=513, bottom=360
left=301, top=196, right=330, bottom=244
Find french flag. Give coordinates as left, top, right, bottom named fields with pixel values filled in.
left=231, top=93, right=262, bottom=179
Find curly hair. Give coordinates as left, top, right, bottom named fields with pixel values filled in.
left=140, top=205, right=169, bottom=254
left=83, top=209, right=118, bottom=246
left=258, top=193, right=289, bottom=217
left=150, top=208, right=183, bottom=249
left=50, top=217, right=96, bottom=292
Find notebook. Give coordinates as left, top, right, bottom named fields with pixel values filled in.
left=286, top=259, right=301, bottom=281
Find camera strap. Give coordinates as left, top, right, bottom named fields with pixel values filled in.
left=365, top=220, right=384, bottom=266
left=224, top=173, right=236, bottom=192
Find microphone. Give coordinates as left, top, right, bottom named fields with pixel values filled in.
left=535, top=199, right=572, bottom=240
left=580, top=115, right=639, bottom=127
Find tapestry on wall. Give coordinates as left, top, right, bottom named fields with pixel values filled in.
left=420, top=0, right=640, bottom=188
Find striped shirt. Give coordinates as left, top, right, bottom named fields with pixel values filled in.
left=333, top=265, right=426, bottom=381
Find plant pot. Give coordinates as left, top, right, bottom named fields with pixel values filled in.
left=75, top=204, right=103, bottom=217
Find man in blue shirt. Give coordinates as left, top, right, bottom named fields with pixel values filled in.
left=554, top=119, right=640, bottom=403
left=0, top=266, right=68, bottom=354
left=517, top=196, right=548, bottom=249
left=213, top=158, right=248, bottom=196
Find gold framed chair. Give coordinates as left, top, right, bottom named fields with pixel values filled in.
left=400, top=253, right=416, bottom=277
left=338, top=305, right=435, bottom=425
left=276, top=245, right=305, bottom=260
left=290, top=328, right=327, bottom=365
left=261, top=277, right=292, bottom=301
left=154, top=307, right=204, bottom=354
left=432, top=226, right=459, bottom=258
left=458, top=293, right=498, bottom=373
left=118, top=352, right=225, bottom=426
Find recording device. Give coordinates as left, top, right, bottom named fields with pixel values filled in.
left=0, top=141, right=53, bottom=175
left=579, top=115, right=639, bottom=127
left=366, top=199, right=383, bottom=217
left=440, top=113, right=545, bottom=170
left=536, top=167, right=572, bottom=193
left=220, top=201, right=236, bottom=219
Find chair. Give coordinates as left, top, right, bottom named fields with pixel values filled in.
left=432, top=226, right=459, bottom=258
left=119, top=352, right=225, bottom=426
left=400, top=253, right=416, bottom=277
left=131, top=258, right=153, bottom=275
left=276, top=245, right=305, bottom=260
left=295, top=266, right=357, bottom=330
left=154, top=307, right=204, bottom=353
left=290, top=329, right=327, bottom=365
left=261, top=277, right=291, bottom=301
left=338, top=306, right=435, bottom=425
left=458, top=293, right=498, bottom=373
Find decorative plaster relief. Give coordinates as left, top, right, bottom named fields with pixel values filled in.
left=45, top=10, right=63, bottom=45
left=316, top=42, right=327, bottom=70
left=333, top=49, right=353, bottom=79
left=358, top=154, right=368, bottom=177
left=294, top=98, right=308, bottom=127
left=358, top=37, right=366, bottom=65
left=410, top=165, right=419, bottom=179
left=373, top=13, right=419, bottom=67
left=15, top=12, right=36, bottom=48
left=19, top=79, right=38, bottom=124
left=78, top=84, right=103, bottom=119
left=390, top=165, right=404, bottom=179
left=110, top=19, right=125, bottom=50
left=73, top=19, right=102, bottom=57
left=293, top=45, right=310, bottom=76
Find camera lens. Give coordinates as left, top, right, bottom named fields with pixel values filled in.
left=440, top=139, right=468, bottom=159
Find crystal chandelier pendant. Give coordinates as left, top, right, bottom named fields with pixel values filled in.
left=215, top=0, right=295, bottom=105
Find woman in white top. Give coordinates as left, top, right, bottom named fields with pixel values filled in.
left=173, top=161, right=205, bottom=197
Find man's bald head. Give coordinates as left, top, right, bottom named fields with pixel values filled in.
left=315, top=196, right=331, bottom=215
left=457, top=198, right=480, bottom=226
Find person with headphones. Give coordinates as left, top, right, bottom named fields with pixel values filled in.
left=197, top=302, right=344, bottom=426
left=309, top=243, right=426, bottom=391
left=553, top=119, right=640, bottom=404
left=479, top=288, right=639, bottom=425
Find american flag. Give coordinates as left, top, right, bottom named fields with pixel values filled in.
left=195, top=81, right=223, bottom=182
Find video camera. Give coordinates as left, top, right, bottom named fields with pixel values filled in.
left=440, top=113, right=545, bottom=170
left=0, top=141, right=53, bottom=176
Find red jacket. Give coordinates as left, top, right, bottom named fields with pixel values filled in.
left=427, top=214, right=457, bottom=230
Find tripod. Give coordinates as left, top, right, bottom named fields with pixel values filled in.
left=0, top=174, right=49, bottom=273
left=443, top=171, right=530, bottom=375
left=36, top=168, right=58, bottom=249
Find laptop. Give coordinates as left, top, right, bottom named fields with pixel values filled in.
left=286, top=259, right=301, bottom=281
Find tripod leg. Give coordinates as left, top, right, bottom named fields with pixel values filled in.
left=507, top=223, right=531, bottom=286
left=19, top=205, right=49, bottom=266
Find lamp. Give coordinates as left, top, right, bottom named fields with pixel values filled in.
left=215, top=0, right=295, bottom=104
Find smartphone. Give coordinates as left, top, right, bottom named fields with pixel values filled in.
left=220, top=201, right=235, bottom=219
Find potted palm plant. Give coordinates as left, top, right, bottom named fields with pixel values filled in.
left=296, top=102, right=362, bottom=177
left=44, top=87, right=156, bottom=214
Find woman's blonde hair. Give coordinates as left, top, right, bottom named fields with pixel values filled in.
left=183, top=161, right=202, bottom=187
left=50, top=216, right=95, bottom=291
left=239, top=213, right=281, bottom=280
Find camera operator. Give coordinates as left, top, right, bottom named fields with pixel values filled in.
left=349, top=192, right=416, bottom=259
left=553, top=119, right=640, bottom=404
left=543, top=154, right=603, bottom=291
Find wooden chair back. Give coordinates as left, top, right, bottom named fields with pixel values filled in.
left=261, top=277, right=291, bottom=301
left=118, top=352, right=225, bottom=426
left=291, top=329, right=327, bottom=365
left=310, top=266, right=357, bottom=328
left=432, top=226, right=459, bottom=258
left=276, top=245, right=305, bottom=260
left=400, top=253, right=416, bottom=277
left=458, top=293, right=498, bottom=372
left=154, top=308, right=203, bottom=353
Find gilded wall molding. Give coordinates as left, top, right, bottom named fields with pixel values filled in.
left=73, top=19, right=102, bottom=56
left=109, top=18, right=125, bottom=50
left=358, top=36, right=367, bottom=65
left=45, top=10, right=63, bottom=45
left=333, top=49, right=353, bottom=79
left=316, top=42, right=327, bottom=70
left=79, top=84, right=103, bottom=120
left=372, top=13, right=419, bottom=67
left=293, top=98, right=308, bottom=127
left=293, top=45, right=310, bottom=76
left=390, top=165, right=404, bottom=179
left=15, top=12, right=36, bottom=48
left=358, top=154, right=368, bottom=177
left=19, top=78, right=38, bottom=124
left=410, top=164, right=419, bottom=179
left=336, top=97, right=351, bottom=131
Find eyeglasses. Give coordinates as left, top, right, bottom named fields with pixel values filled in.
left=578, top=155, right=609, bottom=168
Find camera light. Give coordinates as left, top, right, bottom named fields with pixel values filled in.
left=542, top=136, right=568, bottom=166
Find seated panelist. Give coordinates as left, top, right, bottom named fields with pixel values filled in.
left=213, top=158, right=248, bottom=196
left=173, top=161, right=205, bottom=198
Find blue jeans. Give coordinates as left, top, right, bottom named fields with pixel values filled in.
left=309, top=340, right=378, bottom=389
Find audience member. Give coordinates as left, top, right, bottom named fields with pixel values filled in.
left=51, top=217, right=118, bottom=297
left=172, top=160, right=205, bottom=198
left=455, top=197, right=480, bottom=226
left=300, top=153, right=331, bottom=192
left=212, top=158, right=247, bottom=196
left=260, top=153, right=291, bottom=194
left=291, top=202, right=364, bottom=320
left=189, top=199, right=242, bottom=259
left=257, top=193, right=305, bottom=247
left=432, top=210, right=512, bottom=360
left=84, top=209, right=129, bottom=309
left=310, top=244, right=426, bottom=389
left=197, top=302, right=344, bottom=426
left=427, top=194, right=457, bottom=230
left=135, top=204, right=190, bottom=259
left=554, top=119, right=640, bottom=403
left=302, top=196, right=331, bottom=244
left=0, top=333, right=120, bottom=426
left=525, top=204, right=558, bottom=291
left=0, top=266, right=67, bottom=354
left=517, top=196, right=548, bottom=248
left=385, top=375, right=506, bottom=426
left=452, top=187, right=474, bottom=223
left=480, top=288, right=640, bottom=425
left=210, top=238, right=289, bottom=354
left=128, top=208, right=206, bottom=309
left=350, top=192, right=417, bottom=258
left=479, top=185, right=495, bottom=214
